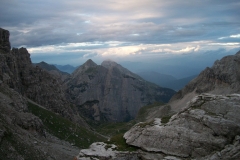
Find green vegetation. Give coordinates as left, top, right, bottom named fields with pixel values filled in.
left=136, top=102, right=164, bottom=122
left=96, top=121, right=135, bottom=137
left=190, top=101, right=205, bottom=109
left=27, top=101, right=106, bottom=148
left=94, top=102, right=169, bottom=150
left=94, top=121, right=139, bottom=151
left=137, top=120, right=154, bottom=128
left=161, top=115, right=172, bottom=124
left=106, top=134, right=138, bottom=151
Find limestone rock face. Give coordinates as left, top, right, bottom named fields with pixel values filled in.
left=0, top=28, right=86, bottom=126
left=171, top=50, right=240, bottom=102
left=65, top=59, right=176, bottom=122
left=124, top=93, right=240, bottom=159
left=0, top=28, right=11, bottom=52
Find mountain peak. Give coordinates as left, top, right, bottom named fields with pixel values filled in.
left=83, top=59, right=97, bottom=67
left=101, top=60, right=118, bottom=68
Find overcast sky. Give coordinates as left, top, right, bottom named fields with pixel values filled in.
left=1, top=0, right=240, bottom=77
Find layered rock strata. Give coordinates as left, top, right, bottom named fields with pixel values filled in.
left=124, top=93, right=240, bottom=159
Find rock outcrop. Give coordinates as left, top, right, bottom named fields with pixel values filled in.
left=169, top=50, right=240, bottom=111
left=65, top=59, right=176, bottom=122
left=0, top=28, right=11, bottom=52
left=124, top=93, right=240, bottom=159
left=0, top=28, right=86, bottom=125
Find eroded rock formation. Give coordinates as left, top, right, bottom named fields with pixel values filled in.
left=124, top=93, right=240, bottom=159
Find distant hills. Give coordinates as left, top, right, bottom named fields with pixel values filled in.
left=137, top=71, right=197, bottom=91
left=54, top=64, right=77, bottom=73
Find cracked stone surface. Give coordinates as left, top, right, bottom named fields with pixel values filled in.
left=124, top=93, right=240, bottom=159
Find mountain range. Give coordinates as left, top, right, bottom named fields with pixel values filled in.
left=137, top=71, right=197, bottom=91
left=1, top=27, right=240, bottom=160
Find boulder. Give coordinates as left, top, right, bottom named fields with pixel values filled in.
left=124, top=94, right=240, bottom=159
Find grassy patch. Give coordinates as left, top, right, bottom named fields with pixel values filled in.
left=107, top=134, right=138, bottom=151
left=190, top=101, right=205, bottom=109
left=161, top=115, right=172, bottom=124
left=27, top=101, right=106, bottom=148
left=136, top=102, right=164, bottom=122
left=96, top=121, right=135, bottom=137
left=137, top=120, right=154, bottom=128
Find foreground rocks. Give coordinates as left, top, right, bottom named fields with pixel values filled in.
left=75, top=142, right=182, bottom=160
left=124, top=93, right=240, bottom=159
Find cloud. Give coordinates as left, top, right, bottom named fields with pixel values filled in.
left=1, top=0, right=240, bottom=76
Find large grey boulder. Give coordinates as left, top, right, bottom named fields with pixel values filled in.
left=124, top=93, right=240, bottom=159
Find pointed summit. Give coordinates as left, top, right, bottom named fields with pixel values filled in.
left=84, top=59, right=97, bottom=67
left=72, top=59, right=97, bottom=77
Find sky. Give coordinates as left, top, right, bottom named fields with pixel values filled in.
left=1, top=0, right=240, bottom=78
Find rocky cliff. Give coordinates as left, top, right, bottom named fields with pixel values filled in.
left=0, top=28, right=85, bottom=124
left=0, top=28, right=109, bottom=159
left=65, top=59, right=176, bottom=122
left=169, top=50, right=240, bottom=111
left=0, top=28, right=11, bottom=52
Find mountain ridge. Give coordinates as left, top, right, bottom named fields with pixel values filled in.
left=65, top=59, right=176, bottom=122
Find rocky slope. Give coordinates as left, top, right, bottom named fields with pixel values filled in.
left=170, top=50, right=240, bottom=111
left=0, top=28, right=85, bottom=125
left=65, top=59, right=176, bottom=122
left=124, top=93, right=240, bottom=159
left=34, top=61, right=70, bottom=81
left=0, top=81, right=80, bottom=159
left=0, top=28, right=109, bottom=159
